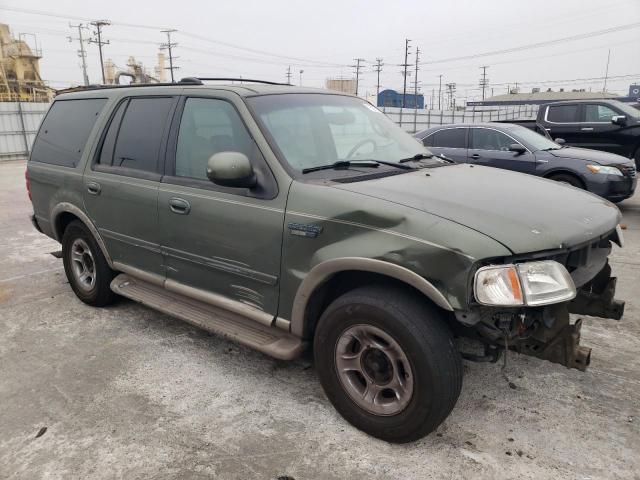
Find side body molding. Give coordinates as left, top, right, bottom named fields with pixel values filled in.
left=290, top=257, right=454, bottom=337
left=50, top=202, right=114, bottom=268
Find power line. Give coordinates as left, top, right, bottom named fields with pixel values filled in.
left=351, top=58, right=365, bottom=96
left=88, top=20, right=110, bottom=84
left=479, top=66, right=489, bottom=100
left=160, top=29, right=178, bottom=82
left=420, top=21, right=640, bottom=66
left=67, top=23, right=89, bottom=86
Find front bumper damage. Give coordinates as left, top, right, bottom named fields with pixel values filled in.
left=460, top=262, right=624, bottom=372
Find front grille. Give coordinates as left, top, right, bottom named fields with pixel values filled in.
left=619, top=164, right=636, bottom=177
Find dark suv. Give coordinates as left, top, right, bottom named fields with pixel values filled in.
left=415, top=123, right=637, bottom=203
left=27, top=79, right=625, bottom=443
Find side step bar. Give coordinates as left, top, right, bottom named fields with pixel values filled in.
left=110, top=274, right=306, bottom=360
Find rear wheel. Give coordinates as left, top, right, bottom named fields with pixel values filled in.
left=62, top=220, right=116, bottom=306
left=549, top=173, right=584, bottom=189
left=313, top=285, right=462, bottom=443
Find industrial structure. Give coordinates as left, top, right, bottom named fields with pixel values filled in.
left=377, top=89, right=424, bottom=109
left=104, top=53, right=167, bottom=85
left=0, top=24, right=51, bottom=102
left=325, top=78, right=356, bottom=95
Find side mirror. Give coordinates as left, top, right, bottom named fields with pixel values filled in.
left=206, top=152, right=256, bottom=188
left=611, top=115, right=627, bottom=126
left=554, top=138, right=566, bottom=145
left=508, top=143, right=527, bottom=154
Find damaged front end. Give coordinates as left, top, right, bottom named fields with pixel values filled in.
left=457, top=230, right=625, bottom=372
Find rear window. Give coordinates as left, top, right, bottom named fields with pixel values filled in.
left=31, top=98, right=107, bottom=167
left=546, top=105, right=579, bottom=123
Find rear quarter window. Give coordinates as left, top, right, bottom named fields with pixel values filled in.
left=30, top=98, right=107, bottom=167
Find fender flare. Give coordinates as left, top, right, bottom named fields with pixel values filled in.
left=290, top=257, right=453, bottom=337
left=51, top=202, right=114, bottom=268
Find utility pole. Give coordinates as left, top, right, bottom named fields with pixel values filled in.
left=602, top=49, right=611, bottom=93
left=446, top=83, right=456, bottom=110
left=68, top=23, right=90, bottom=86
left=89, top=20, right=110, bottom=84
left=479, top=65, right=489, bottom=101
left=160, top=29, right=178, bottom=83
left=374, top=58, right=383, bottom=100
left=413, top=47, right=420, bottom=132
left=286, top=66, right=292, bottom=85
left=299, top=69, right=304, bottom=86
left=351, top=58, right=365, bottom=96
left=438, top=74, right=443, bottom=110
left=399, top=39, right=411, bottom=128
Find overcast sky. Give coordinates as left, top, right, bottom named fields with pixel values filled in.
left=2, top=0, right=639, bottom=102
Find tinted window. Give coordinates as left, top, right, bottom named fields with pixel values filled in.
left=546, top=105, right=579, bottom=123
left=175, top=98, right=254, bottom=179
left=98, top=100, right=128, bottom=166
left=31, top=98, right=107, bottom=167
left=432, top=128, right=466, bottom=148
left=111, top=97, right=173, bottom=172
left=471, top=128, right=515, bottom=151
left=584, top=104, right=617, bottom=122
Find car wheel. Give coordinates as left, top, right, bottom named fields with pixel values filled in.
left=313, top=285, right=462, bottom=443
left=549, top=173, right=584, bottom=189
left=62, top=220, right=116, bottom=307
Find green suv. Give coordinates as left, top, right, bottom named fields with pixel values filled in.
left=27, top=78, right=625, bottom=443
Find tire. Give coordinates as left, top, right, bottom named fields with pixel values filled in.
left=62, top=220, right=116, bottom=307
left=549, top=173, right=584, bottom=189
left=313, top=285, right=462, bottom=443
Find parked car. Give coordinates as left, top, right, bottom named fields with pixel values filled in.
left=415, top=123, right=637, bottom=203
left=28, top=79, right=625, bottom=443
left=497, top=99, right=640, bottom=168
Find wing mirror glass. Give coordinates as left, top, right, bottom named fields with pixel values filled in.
left=206, top=152, right=257, bottom=188
left=554, top=138, right=566, bottom=145
left=611, top=115, right=627, bottom=126
left=508, top=143, right=527, bottom=154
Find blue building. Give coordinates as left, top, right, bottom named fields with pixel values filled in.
left=378, top=89, right=424, bottom=109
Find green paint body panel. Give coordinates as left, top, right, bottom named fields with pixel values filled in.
left=27, top=84, right=622, bottom=341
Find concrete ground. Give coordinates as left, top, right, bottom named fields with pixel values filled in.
left=1, top=159, right=638, bottom=480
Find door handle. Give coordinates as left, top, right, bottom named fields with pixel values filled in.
left=168, top=197, right=191, bottom=215
left=86, top=182, right=101, bottom=195
left=471, top=154, right=481, bottom=159
left=581, top=127, right=594, bottom=131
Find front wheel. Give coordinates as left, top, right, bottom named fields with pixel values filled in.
left=314, top=285, right=462, bottom=443
left=549, top=173, right=584, bottom=189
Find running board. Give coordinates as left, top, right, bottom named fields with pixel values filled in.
left=110, top=274, right=306, bottom=360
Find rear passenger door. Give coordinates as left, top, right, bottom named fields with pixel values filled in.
left=543, top=104, right=582, bottom=144
left=158, top=94, right=285, bottom=317
left=421, top=127, right=468, bottom=162
left=468, top=127, right=535, bottom=174
left=83, top=95, right=178, bottom=277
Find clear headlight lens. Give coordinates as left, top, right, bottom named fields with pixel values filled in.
left=586, top=165, right=623, bottom=176
left=474, top=260, right=576, bottom=307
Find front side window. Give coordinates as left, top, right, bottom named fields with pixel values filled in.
left=109, top=97, right=174, bottom=172
left=432, top=128, right=466, bottom=148
left=175, top=98, right=254, bottom=180
left=546, top=105, right=579, bottom=123
left=31, top=98, right=107, bottom=167
left=470, top=128, right=515, bottom=151
left=584, top=104, right=617, bottom=123
left=248, top=94, right=428, bottom=173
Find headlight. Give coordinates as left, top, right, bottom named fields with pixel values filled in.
left=474, top=260, right=576, bottom=307
left=586, top=165, right=623, bottom=176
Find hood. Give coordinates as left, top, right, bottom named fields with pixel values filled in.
left=548, top=146, right=632, bottom=166
left=332, top=164, right=620, bottom=255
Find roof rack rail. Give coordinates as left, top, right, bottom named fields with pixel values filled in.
left=181, top=77, right=291, bottom=86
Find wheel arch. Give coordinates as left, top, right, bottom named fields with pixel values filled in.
left=51, top=202, right=114, bottom=268
left=543, top=169, right=586, bottom=188
left=290, top=257, right=453, bottom=338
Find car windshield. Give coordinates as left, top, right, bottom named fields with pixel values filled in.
left=509, top=125, right=561, bottom=151
left=248, top=94, right=432, bottom=174
left=612, top=100, right=640, bottom=119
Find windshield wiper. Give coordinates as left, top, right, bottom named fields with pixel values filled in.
left=301, top=159, right=413, bottom=174
left=399, top=153, right=434, bottom=163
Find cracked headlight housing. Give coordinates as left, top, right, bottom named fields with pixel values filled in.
left=474, top=260, right=576, bottom=307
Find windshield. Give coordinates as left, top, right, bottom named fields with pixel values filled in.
left=248, top=94, right=431, bottom=174
left=612, top=100, right=640, bottom=119
left=510, top=125, right=561, bottom=151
